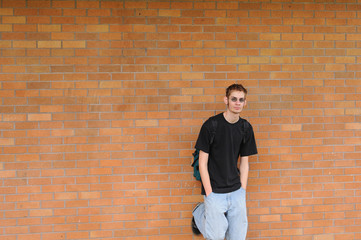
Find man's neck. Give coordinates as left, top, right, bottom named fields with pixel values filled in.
left=223, top=111, right=239, bottom=124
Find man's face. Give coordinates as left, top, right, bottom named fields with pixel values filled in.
left=224, top=90, right=247, bottom=114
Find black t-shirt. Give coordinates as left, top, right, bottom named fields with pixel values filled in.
left=195, top=113, right=258, bottom=194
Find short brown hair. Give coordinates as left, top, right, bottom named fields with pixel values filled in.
left=226, top=84, right=247, bottom=98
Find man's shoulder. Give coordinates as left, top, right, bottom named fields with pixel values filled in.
left=204, top=113, right=222, bottom=125
left=239, top=117, right=251, bottom=126
left=232, top=118, right=252, bottom=135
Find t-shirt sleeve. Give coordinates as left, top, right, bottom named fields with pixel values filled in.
left=195, top=120, right=212, bottom=153
left=239, top=122, right=258, bottom=157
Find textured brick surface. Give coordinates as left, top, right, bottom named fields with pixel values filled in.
left=1, top=0, right=361, bottom=239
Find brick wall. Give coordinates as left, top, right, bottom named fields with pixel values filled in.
left=1, top=0, right=361, bottom=239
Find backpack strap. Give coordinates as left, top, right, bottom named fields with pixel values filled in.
left=241, top=119, right=250, bottom=144
left=209, top=119, right=218, bottom=145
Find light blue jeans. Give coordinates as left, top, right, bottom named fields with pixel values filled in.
left=193, top=187, right=248, bottom=240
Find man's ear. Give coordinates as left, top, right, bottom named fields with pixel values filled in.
left=223, top=96, right=228, bottom=105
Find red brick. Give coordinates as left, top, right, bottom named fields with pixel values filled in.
left=0, top=2, right=361, bottom=240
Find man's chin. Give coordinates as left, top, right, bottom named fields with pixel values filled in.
left=229, top=110, right=242, bottom=114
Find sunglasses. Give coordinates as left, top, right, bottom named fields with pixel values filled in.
left=229, top=97, right=246, bottom=103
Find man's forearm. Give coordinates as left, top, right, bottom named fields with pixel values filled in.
left=240, top=156, right=249, bottom=189
left=199, top=150, right=212, bottom=196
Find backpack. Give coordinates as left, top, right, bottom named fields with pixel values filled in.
left=191, top=119, right=218, bottom=181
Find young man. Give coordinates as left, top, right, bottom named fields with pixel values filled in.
left=192, top=84, right=258, bottom=240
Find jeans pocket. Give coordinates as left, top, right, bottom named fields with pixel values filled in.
left=206, top=192, right=214, bottom=198
left=238, top=187, right=247, bottom=200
